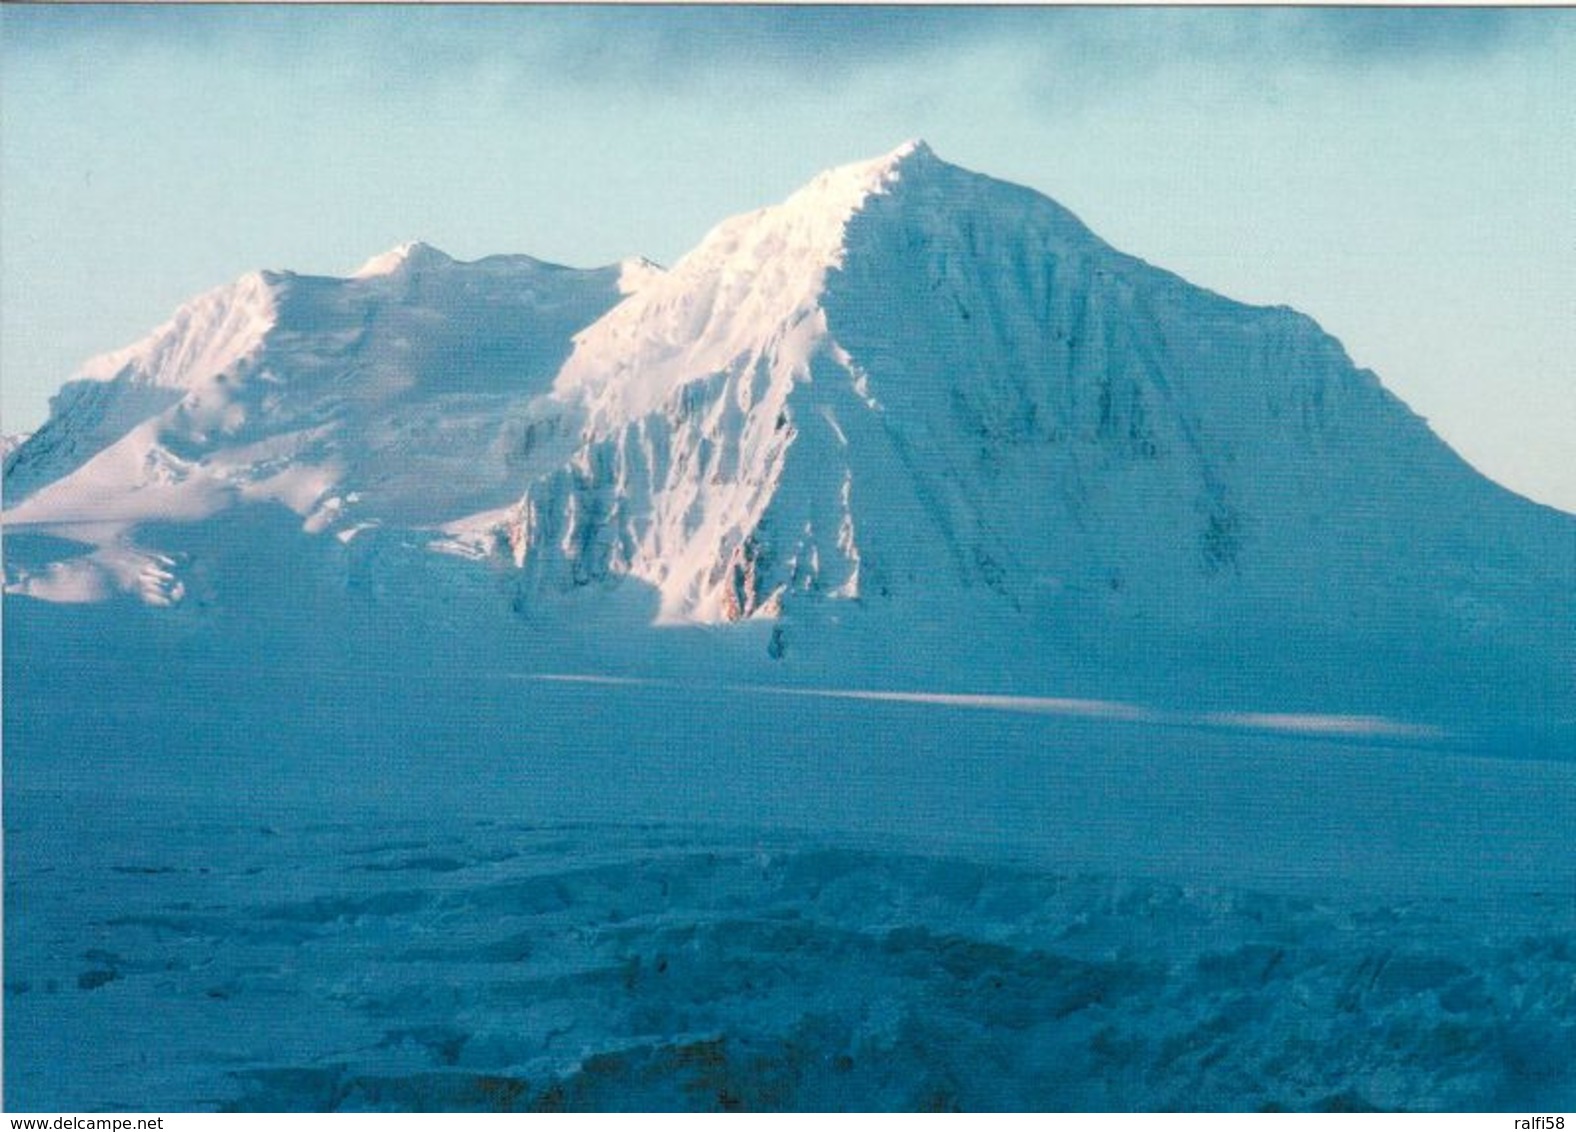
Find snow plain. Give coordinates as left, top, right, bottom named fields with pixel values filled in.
left=6, top=602, right=1575, bottom=1111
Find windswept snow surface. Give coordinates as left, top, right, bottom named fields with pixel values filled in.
left=5, top=143, right=1575, bottom=1111
left=8, top=812, right=1576, bottom=1113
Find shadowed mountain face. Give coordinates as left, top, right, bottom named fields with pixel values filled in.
left=4, top=143, right=1572, bottom=725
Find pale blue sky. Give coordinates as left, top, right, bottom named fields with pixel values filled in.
left=3, top=6, right=1572, bottom=511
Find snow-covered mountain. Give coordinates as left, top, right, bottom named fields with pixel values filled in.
left=4, top=142, right=1571, bottom=721
left=3, top=245, right=655, bottom=602
left=508, top=141, right=1572, bottom=708
left=4, top=244, right=656, bottom=526
left=8, top=144, right=1576, bottom=1114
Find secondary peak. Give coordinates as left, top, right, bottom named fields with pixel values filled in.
left=351, top=240, right=453, bottom=280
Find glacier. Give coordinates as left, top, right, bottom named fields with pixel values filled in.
left=4, top=142, right=1574, bottom=1111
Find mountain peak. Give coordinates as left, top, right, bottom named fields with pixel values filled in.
left=351, top=240, right=454, bottom=280
left=881, top=137, right=936, bottom=168
left=791, top=139, right=944, bottom=213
